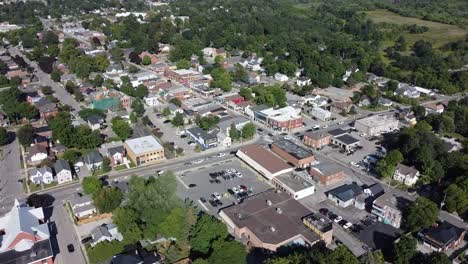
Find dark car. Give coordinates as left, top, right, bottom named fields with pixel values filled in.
left=319, top=208, right=329, bottom=215
left=209, top=200, right=218, bottom=207
left=188, top=184, right=197, bottom=188
left=268, top=133, right=274, bottom=137
left=215, top=179, right=221, bottom=184
left=200, top=197, right=207, bottom=203
left=240, top=185, right=247, bottom=191
left=227, top=189, right=235, bottom=195
left=281, top=132, right=288, bottom=136
left=67, top=244, right=75, bottom=252
left=329, top=214, right=338, bottom=220
left=209, top=179, right=215, bottom=184
left=180, top=135, right=187, bottom=138
left=338, top=220, right=347, bottom=226
left=215, top=199, right=223, bottom=206
left=81, top=237, right=92, bottom=244
left=163, top=119, right=171, bottom=123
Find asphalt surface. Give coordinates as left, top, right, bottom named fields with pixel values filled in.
left=0, top=137, right=24, bottom=215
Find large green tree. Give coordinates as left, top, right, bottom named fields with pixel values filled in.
left=111, top=117, right=132, bottom=140
left=406, top=197, right=439, bottom=232
left=82, top=176, right=102, bottom=195
left=94, top=187, right=123, bottom=213
left=17, top=124, right=34, bottom=146
left=0, top=127, right=7, bottom=146
left=393, top=236, right=417, bottom=264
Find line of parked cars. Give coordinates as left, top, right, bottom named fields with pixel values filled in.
left=320, top=208, right=353, bottom=230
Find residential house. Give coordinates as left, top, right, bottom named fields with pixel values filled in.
left=418, top=222, right=466, bottom=252
left=139, top=51, right=158, bottom=64
left=371, top=193, right=402, bottom=229
left=271, top=140, right=315, bottom=168
left=0, top=200, right=53, bottom=264
left=217, top=116, right=250, bottom=135
left=28, top=166, right=54, bottom=184
left=219, top=190, right=323, bottom=252
left=329, top=101, right=352, bottom=114
left=395, top=84, right=420, bottom=98
left=309, top=161, right=345, bottom=186
left=26, top=144, right=48, bottom=165
left=69, top=193, right=97, bottom=219
left=106, top=63, right=124, bottom=74
left=223, top=94, right=245, bottom=110
left=35, top=98, right=58, bottom=120
left=186, top=127, right=218, bottom=149
left=296, top=77, right=311, bottom=87
left=87, top=115, right=105, bottom=130
left=303, top=131, right=332, bottom=150
left=311, top=107, right=332, bottom=121
left=274, top=73, right=288, bottom=82
left=425, top=103, right=444, bottom=114
left=83, top=151, right=104, bottom=171
left=54, top=159, right=73, bottom=184
left=34, top=126, right=53, bottom=139
left=378, top=97, right=393, bottom=107
left=107, top=145, right=126, bottom=166
left=26, top=91, right=42, bottom=104
left=393, top=163, right=420, bottom=186
left=124, top=136, right=165, bottom=166
left=90, top=223, right=124, bottom=247
left=327, top=183, right=364, bottom=209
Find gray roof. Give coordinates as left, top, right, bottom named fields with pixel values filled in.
left=73, top=203, right=96, bottom=214
left=91, top=225, right=112, bottom=241
left=124, top=136, right=163, bottom=155
left=83, top=151, right=103, bottom=165
left=334, top=134, right=360, bottom=145
left=28, top=166, right=52, bottom=177
left=328, top=183, right=362, bottom=202
left=420, top=221, right=466, bottom=247
left=54, top=159, right=71, bottom=174
left=217, top=116, right=250, bottom=131
left=304, top=131, right=330, bottom=140
left=87, top=115, right=103, bottom=125
left=187, top=126, right=218, bottom=141
left=69, top=193, right=93, bottom=207
left=251, top=104, right=270, bottom=112
left=108, top=146, right=124, bottom=156
left=0, top=238, right=53, bottom=264
left=310, top=161, right=343, bottom=176
left=327, top=128, right=348, bottom=137
left=396, top=163, right=419, bottom=177
left=272, top=139, right=313, bottom=160
left=367, top=183, right=384, bottom=197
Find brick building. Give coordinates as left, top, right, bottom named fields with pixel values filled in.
left=271, top=140, right=315, bottom=168
left=309, top=161, right=345, bottom=185
left=303, top=131, right=331, bottom=149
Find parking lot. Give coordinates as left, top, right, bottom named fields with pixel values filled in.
left=175, top=159, right=273, bottom=214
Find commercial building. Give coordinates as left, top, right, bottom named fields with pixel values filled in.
left=327, top=183, right=364, bottom=209
left=418, top=222, right=466, bottom=252
left=302, top=212, right=333, bottom=245
left=124, top=136, right=165, bottom=166
left=219, top=190, right=322, bottom=251
left=0, top=200, right=53, bottom=264
left=271, top=140, right=315, bottom=168
left=331, top=134, right=360, bottom=151
left=310, top=107, right=332, bottom=121
left=303, top=131, right=331, bottom=150
left=186, top=127, right=218, bottom=149
left=272, top=174, right=315, bottom=200
left=309, top=161, right=345, bottom=186
left=354, top=115, right=399, bottom=136
left=255, top=106, right=303, bottom=131
left=236, top=144, right=293, bottom=180
left=371, top=193, right=402, bottom=229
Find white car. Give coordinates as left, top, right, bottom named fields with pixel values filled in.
left=212, top=193, right=221, bottom=199
left=217, top=153, right=226, bottom=158
left=232, top=187, right=240, bottom=194
left=343, top=222, right=353, bottom=229
left=349, top=162, right=360, bottom=167
left=236, top=172, right=243, bottom=178
left=334, top=216, right=343, bottom=223
left=360, top=133, right=367, bottom=137
left=193, top=159, right=204, bottom=164
left=226, top=169, right=233, bottom=174
left=322, top=125, right=329, bottom=129
left=338, top=121, right=344, bottom=125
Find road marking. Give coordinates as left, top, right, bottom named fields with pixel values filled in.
left=176, top=175, right=189, bottom=189
left=197, top=200, right=209, bottom=211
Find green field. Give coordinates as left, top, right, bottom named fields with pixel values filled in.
left=366, top=9, right=468, bottom=48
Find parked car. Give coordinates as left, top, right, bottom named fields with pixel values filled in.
left=81, top=237, right=92, bottom=244
left=67, top=244, right=75, bottom=252
left=215, top=199, right=223, bottom=206
left=232, top=187, right=240, bottom=194
left=329, top=213, right=338, bottom=220
left=209, top=200, right=218, bottom=207
left=212, top=193, right=221, bottom=199
left=240, top=185, right=248, bottom=191
left=343, top=222, right=353, bottom=229
left=188, top=184, right=197, bottom=188
left=334, top=216, right=343, bottom=223
left=200, top=197, right=207, bottom=203
left=227, top=189, right=235, bottom=195
left=319, top=208, right=329, bottom=215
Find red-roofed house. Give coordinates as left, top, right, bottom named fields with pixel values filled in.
left=139, top=51, right=158, bottom=64
left=224, top=94, right=245, bottom=109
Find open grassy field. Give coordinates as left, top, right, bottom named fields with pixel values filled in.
left=366, top=9, right=468, bottom=48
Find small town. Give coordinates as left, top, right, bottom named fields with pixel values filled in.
left=0, top=0, right=467, bottom=264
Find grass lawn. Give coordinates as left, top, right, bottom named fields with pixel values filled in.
left=28, top=181, right=42, bottom=192
left=43, top=181, right=58, bottom=190
left=361, top=105, right=392, bottom=112
left=366, top=9, right=468, bottom=48
left=114, top=164, right=127, bottom=171
left=442, top=132, right=466, bottom=141
left=129, top=161, right=136, bottom=168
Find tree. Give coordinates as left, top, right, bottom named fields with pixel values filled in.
left=169, top=97, right=182, bottom=107
left=241, top=122, right=256, bottom=139
left=208, top=239, right=247, bottom=264
left=406, top=197, right=439, bottom=232
left=110, top=48, right=124, bottom=62
left=41, top=86, right=54, bottom=95
left=17, top=124, right=34, bottom=146
left=376, top=150, right=403, bottom=178
left=134, top=84, right=148, bottom=99
left=63, top=149, right=81, bottom=163
left=162, top=107, right=171, bottom=117
left=190, top=214, right=229, bottom=255
left=112, top=207, right=143, bottom=243
left=328, top=245, right=360, bottom=264
left=38, top=56, right=55, bottom=74
left=210, top=68, right=232, bottom=92
left=82, top=176, right=102, bottom=195
left=102, top=157, right=111, bottom=173
left=131, top=99, right=145, bottom=117
left=171, top=112, right=185, bottom=127
left=229, top=123, right=241, bottom=141
left=393, top=236, right=417, bottom=264
left=142, top=55, right=151, bottom=65
left=361, top=250, right=385, bottom=264
left=111, top=117, right=132, bottom=140
left=239, top=87, right=253, bottom=101
left=129, top=52, right=142, bottom=64
left=444, top=180, right=468, bottom=214
left=176, top=59, right=191, bottom=69
left=158, top=207, right=196, bottom=241
left=51, top=70, right=61, bottom=82
left=79, top=108, right=105, bottom=119
left=130, top=112, right=137, bottom=124
left=196, top=115, right=220, bottom=131
left=42, top=31, right=59, bottom=45
left=93, top=74, right=104, bottom=87
left=0, top=127, right=7, bottom=146
left=94, top=187, right=122, bottom=213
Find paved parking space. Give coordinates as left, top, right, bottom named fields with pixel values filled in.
left=175, top=160, right=273, bottom=214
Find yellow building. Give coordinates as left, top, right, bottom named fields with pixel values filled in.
left=124, top=136, right=165, bottom=166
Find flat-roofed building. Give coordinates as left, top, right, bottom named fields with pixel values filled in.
left=371, top=193, right=402, bottom=229
left=309, top=161, right=345, bottom=186
left=302, top=212, right=333, bottom=245
left=355, top=115, right=399, bottom=136
left=124, top=136, right=165, bottom=166
left=271, top=140, right=315, bottom=168
left=219, top=190, right=322, bottom=252
left=257, top=106, right=303, bottom=132
left=272, top=173, right=315, bottom=200
left=331, top=134, right=360, bottom=151
left=303, top=131, right=331, bottom=150
left=236, top=144, right=293, bottom=180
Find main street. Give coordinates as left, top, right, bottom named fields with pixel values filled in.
left=0, top=137, right=23, bottom=215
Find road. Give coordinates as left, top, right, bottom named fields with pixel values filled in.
left=8, top=47, right=83, bottom=116
left=0, top=137, right=24, bottom=215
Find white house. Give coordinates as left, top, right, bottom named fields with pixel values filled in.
left=393, top=163, right=420, bottom=186
left=144, top=93, right=160, bottom=106
left=296, top=77, right=311, bottom=87
left=69, top=193, right=96, bottom=219
left=90, top=223, right=124, bottom=247
left=311, top=107, right=332, bottom=121
left=83, top=151, right=104, bottom=171
left=28, top=166, right=54, bottom=184
left=54, top=160, right=73, bottom=184
left=274, top=73, right=288, bottom=82
left=26, top=145, right=48, bottom=165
